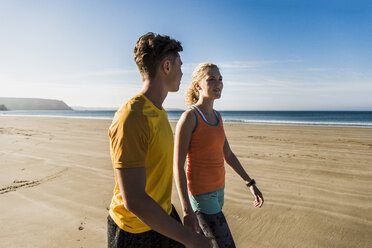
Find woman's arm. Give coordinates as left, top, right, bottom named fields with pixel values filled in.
left=223, top=138, right=264, bottom=207
left=223, top=138, right=251, bottom=183
left=173, top=110, right=200, bottom=232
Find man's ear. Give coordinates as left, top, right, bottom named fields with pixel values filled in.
left=162, top=60, right=171, bottom=75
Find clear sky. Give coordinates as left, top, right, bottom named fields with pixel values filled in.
left=1, top=0, right=371, bottom=110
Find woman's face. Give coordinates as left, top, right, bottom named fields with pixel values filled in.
left=197, top=67, right=223, bottom=100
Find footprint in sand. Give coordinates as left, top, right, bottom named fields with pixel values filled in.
left=0, top=169, right=68, bottom=195
left=0, top=180, right=41, bottom=194
left=78, top=217, right=88, bottom=231
left=13, top=180, right=29, bottom=183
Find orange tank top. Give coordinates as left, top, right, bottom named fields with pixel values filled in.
left=186, top=105, right=226, bottom=196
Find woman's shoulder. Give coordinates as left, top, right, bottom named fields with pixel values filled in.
left=181, top=108, right=197, bottom=123
left=213, top=109, right=222, bottom=119
left=213, top=109, right=221, bottom=115
left=176, top=108, right=198, bottom=132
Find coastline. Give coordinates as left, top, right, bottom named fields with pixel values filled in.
left=0, top=116, right=371, bottom=247
left=1, top=112, right=372, bottom=128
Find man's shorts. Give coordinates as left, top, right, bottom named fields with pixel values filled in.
left=189, top=185, right=225, bottom=214
left=107, top=205, right=185, bottom=248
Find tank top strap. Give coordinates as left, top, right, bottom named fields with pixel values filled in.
left=188, top=106, right=199, bottom=133
left=191, top=105, right=220, bottom=126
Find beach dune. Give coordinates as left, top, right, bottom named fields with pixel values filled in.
left=0, top=117, right=371, bottom=247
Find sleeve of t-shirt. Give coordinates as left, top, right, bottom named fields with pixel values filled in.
left=109, top=110, right=150, bottom=169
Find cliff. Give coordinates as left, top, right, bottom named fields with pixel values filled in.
left=0, top=104, right=8, bottom=111
left=0, top=98, right=72, bottom=110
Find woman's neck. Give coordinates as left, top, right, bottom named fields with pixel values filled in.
left=195, top=97, right=215, bottom=115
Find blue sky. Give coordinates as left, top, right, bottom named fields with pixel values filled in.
left=1, top=0, right=371, bottom=110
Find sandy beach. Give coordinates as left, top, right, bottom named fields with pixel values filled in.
left=0, top=116, right=371, bottom=247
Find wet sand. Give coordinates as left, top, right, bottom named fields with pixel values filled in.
left=0, top=116, right=371, bottom=247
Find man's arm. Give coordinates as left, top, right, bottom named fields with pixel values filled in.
left=116, top=167, right=212, bottom=248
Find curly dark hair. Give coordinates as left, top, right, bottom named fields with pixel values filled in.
left=134, top=32, right=183, bottom=79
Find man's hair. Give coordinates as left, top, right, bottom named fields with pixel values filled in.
left=134, top=32, right=183, bottom=79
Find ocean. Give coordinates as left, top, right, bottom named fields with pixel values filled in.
left=1, top=110, right=372, bottom=128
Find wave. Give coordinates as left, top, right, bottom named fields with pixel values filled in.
left=222, top=119, right=372, bottom=127
left=3, top=111, right=372, bottom=128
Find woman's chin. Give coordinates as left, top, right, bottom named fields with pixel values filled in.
left=214, top=93, right=222, bottom=99
left=204, top=93, right=221, bottom=100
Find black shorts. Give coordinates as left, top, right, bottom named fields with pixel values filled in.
left=196, top=211, right=236, bottom=248
left=107, top=205, right=185, bottom=248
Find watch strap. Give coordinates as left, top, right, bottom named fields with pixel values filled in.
left=246, top=179, right=256, bottom=187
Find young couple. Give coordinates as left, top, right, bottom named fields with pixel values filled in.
left=107, top=32, right=264, bottom=248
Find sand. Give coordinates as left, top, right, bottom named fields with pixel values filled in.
left=0, top=116, right=371, bottom=247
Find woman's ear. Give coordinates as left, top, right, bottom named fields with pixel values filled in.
left=195, top=83, right=201, bottom=91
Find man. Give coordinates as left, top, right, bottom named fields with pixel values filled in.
left=107, top=33, right=212, bottom=248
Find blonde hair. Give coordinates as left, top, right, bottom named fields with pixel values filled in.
left=185, top=62, right=219, bottom=106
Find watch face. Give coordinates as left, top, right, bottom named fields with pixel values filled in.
left=247, top=179, right=255, bottom=187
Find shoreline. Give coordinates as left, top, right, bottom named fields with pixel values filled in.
left=1, top=114, right=371, bottom=128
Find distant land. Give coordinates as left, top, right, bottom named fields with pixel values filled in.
left=0, top=97, right=72, bottom=110
left=0, top=104, right=8, bottom=110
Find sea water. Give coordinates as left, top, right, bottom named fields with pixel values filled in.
left=1, top=110, right=372, bottom=128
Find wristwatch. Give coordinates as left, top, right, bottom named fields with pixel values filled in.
left=246, top=179, right=256, bottom=187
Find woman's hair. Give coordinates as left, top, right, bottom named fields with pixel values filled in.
left=185, top=62, right=219, bottom=106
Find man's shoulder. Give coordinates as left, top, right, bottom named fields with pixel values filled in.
left=115, top=94, right=147, bottom=118
left=120, top=94, right=146, bottom=113
left=110, top=94, right=148, bottom=129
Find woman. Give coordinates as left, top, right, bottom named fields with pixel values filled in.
left=174, top=63, right=264, bottom=248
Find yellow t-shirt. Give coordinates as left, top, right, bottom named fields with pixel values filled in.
left=108, top=93, right=174, bottom=233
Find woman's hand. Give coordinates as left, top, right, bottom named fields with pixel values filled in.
left=183, top=211, right=201, bottom=233
left=249, top=185, right=264, bottom=208
left=186, top=233, right=213, bottom=248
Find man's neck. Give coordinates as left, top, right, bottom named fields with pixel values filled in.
left=141, top=79, right=168, bottom=110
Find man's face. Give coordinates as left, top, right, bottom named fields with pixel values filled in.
left=167, top=54, right=183, bottom=92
